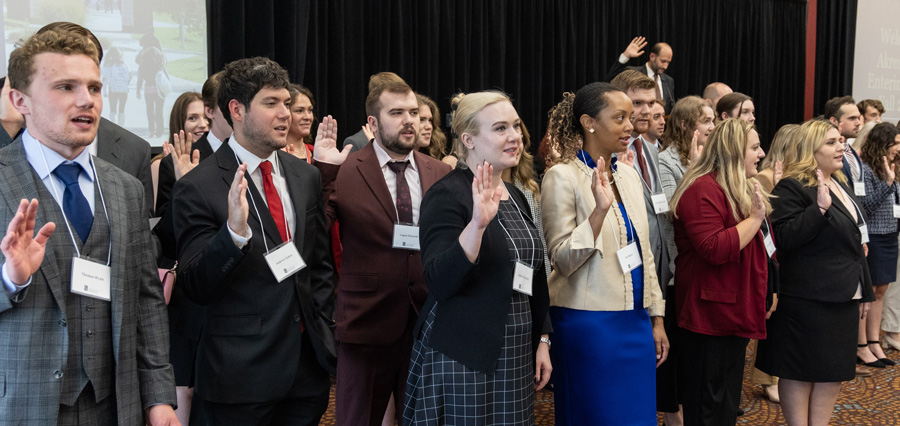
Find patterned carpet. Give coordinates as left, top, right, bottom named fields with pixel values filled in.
left=318, top=347, right=900, bottom=425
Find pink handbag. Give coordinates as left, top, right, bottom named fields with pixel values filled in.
left=158, top=261, right=177, bottom=305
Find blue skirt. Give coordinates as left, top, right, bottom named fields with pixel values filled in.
left=549, top=306, right=657, bottom=426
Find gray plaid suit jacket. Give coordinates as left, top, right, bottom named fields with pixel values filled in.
left=0, top=138, right=175, bottom=425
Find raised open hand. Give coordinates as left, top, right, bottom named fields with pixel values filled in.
left=623, top=36, right=647, bottom=59
left=618, top=149, right=635, bottom=169
left=750, top=181, right=766, bottom=220
left=591, top=156, right=614, bottom=213
left=164, top=130, right=199, bottom=181
left=816, top=169, right=832, bottom=213
left=689, top=130, right=703, bottom=163
left=883, top=156, right=896, bottom=186
left=312, top=116, right=350, bottom=165
left=227, top=163, right=250, bottom=238
left=0, top=199, right=56, bottom=285
left=470, top=162, right=503, bottom=229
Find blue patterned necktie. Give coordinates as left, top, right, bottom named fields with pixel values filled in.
left=52, top=163, right=93, bottom=243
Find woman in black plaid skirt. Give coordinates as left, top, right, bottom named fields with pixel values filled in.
left=403, top=91, right=552, bottom=426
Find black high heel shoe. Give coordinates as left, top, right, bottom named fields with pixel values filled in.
left=869, top=340, right=896, bottom=366
left=859, top=344, right=887, bottom=368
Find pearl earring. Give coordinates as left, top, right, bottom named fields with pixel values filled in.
left=589, top=128, right=595, bottom=133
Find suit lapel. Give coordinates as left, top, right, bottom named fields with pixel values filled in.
left=96, top=122, right=121, bottom=164
left=414, top=151, right=440, bottom=193
left=355, top=144, right=398, bottom=222
left=827, top=182, right=861, bottom=225
left=0, top=141, right=66, bottom=314
left=195, top=134, right=214, bottom=162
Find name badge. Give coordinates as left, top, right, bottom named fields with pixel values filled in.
left=854, top=182, right=866, bottom=196
left=392, top=224, right=420, bottom=250
left=264, top=241, right=306, bottom=283
left=71, top=257, right=111, bottom=301
left=763, top=233, right=776, bottom=257
left=513, top=261, right=533, bottom=295
left=859, top=224, right=870, bottom=244
left=893, top=205, right=900, bottom=218
left=651, top=193, right=669, bottom=214
left=617, top=242, right=642, bottom=274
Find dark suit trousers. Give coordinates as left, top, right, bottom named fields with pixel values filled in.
left=57, top=383, right=117, bottom=426
left=678, top=329, right=749, bottom=426
left=199, top=332, right=330, bottom=426
left=336, top=309, right=415, bottom=426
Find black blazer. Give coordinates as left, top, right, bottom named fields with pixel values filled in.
left=771, top=177, right=875, bottom=303
left=606, top=61, right=676, bottom=113
left=96, top=118, right=153, bottom=216
left=416, top=167, right=549, bottom=374
left=172, top=142, right=336, bottom=403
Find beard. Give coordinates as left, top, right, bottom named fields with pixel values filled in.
left=242, top=113, right=287, bottom=154
left=378, top=124, right=416, bottom=156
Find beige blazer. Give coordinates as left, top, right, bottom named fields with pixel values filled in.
left=541, top=160, right=664, bottom=315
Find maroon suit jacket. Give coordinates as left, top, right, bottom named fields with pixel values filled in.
left=316, top=144, right=451, bottom=345
left=673, top=173, right=768, bottom=340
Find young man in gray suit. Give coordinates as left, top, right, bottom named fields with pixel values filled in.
left=0, top=29, right=177, bottom=425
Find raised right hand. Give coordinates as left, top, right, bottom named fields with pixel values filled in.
left=312, top=115, right=350, bottom=165
left=689, top=130, right=703, bottom=163
left=750, top=181, right=766, bottom=220
left=164, top=130, right=200, bottom=181
left=816, top=169, right=832, bottom=213
left=591, top=156, right=614, bottom=212
left=623, top=36, right=647, bottom=59
left=883, top=155, right=896, bottom=186
left=0, top=199, right=56, bottom=285
left=227, top=163, right=250, bottom=238
left=470, top=162, right=503, bottom=229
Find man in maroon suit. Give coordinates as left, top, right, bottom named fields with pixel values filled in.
left=314, top=79, right=451, bottom=425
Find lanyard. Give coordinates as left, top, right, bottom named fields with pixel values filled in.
left=38, top=146, right=112, bottom=265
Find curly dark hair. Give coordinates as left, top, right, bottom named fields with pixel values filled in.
left=859, top=122, right=900, bottom=182
left=546, top=82, right=621, bottom=168
left=217, top=57, right=292, bottom=127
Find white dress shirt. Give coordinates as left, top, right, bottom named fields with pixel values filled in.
left=645, top=63, right=665, bottom=100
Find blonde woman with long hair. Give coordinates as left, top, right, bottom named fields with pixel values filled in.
left=756, top=120, right=875, bottom=426
left=669, top=118, right=770, bottom=425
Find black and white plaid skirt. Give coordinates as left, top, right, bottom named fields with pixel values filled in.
left=403, top=292, right=534, bottom=425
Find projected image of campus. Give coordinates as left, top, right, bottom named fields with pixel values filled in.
left=1, top=0, right=208, bottom=145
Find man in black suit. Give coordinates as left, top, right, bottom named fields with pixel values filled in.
left=607, top=37, right=676, bottom=114
left=172, top=57, right=336, bottom=425
left=0, top=76, right=25, bottom=147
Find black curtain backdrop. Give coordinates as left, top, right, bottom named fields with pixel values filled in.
left=814, top=0, right=858, bottom=116
left=208, top=0, right=829, bottom=154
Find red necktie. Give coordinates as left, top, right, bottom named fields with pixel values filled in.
left=633, top=139, right=652, bottom=187
left=387, top=161, right=413, bottom=224
left=258, top=160, right=289, bottom=243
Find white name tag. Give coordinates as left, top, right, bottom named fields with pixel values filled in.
left=392, top=224, right=420, bottom=250
left=854, top=182, right=866, bottom=196
left=893, top=205, right=900, bottom=218
left=860, top=224, right=870, bottom=244
left=763, top=233, right=776, bottom=258
left=513, top=262, right=533, bottom=295
left=264, top=241, right=306, bottom=283
left=71, top=257, right=111, bottom=301
left=651, top=193, right=669, bottom=214
left=617, top=242, right=642, bottom=274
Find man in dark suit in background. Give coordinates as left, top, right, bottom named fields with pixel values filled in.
left=0, top=76, right=25, bottom=147
left=0, top=28, right=177, bottom=426
left=315, top=79, right=451, bottom=425
left=173, top=57, right=336, bottom=425
left=607, top=37, right=676, bottom=114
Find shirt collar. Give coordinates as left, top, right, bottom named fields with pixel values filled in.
left=23, top=129, right=95, bottom=182
left=229, top=134, right=280, bottom=176
left=373, top=139, right=418, bottom=171
left=207, top=131, right=224, bottom=152
left=645, top=63, right=657, bottom=79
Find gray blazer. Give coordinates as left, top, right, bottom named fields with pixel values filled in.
left=342, top=128, right=371, bottom=153
left=0, top=139, right=175, bottom=424
left=96, top=118, right=153, bottom=215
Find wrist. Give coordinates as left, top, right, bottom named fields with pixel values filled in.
left=539, top=335, right=551, bottom=349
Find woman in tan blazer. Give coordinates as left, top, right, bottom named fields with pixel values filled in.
left=541, top=82, right=666, bottom=425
